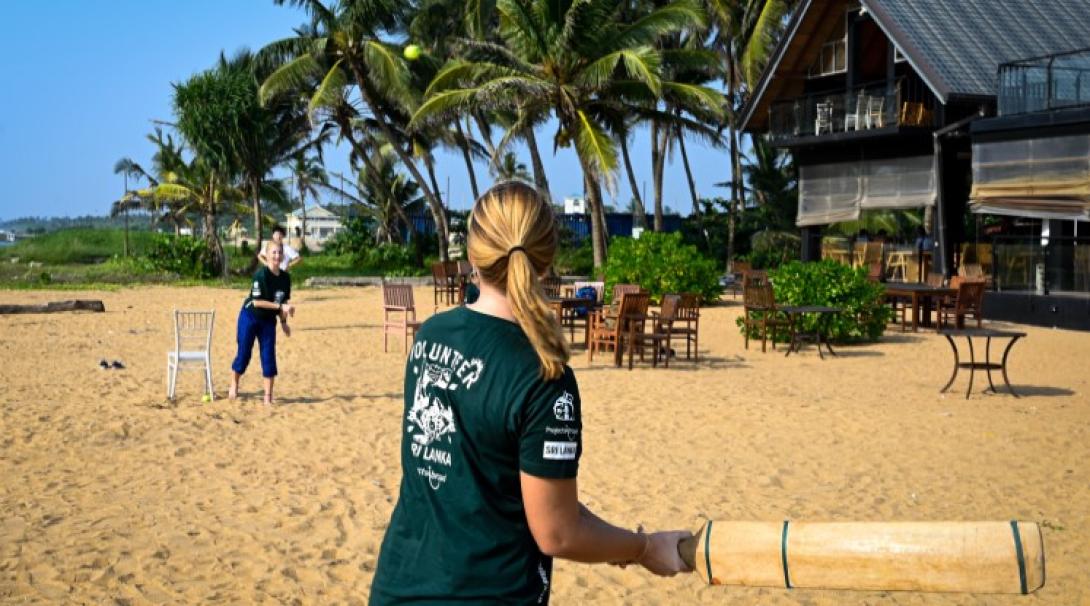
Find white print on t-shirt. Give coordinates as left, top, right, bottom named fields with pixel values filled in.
left=552, top=391, right=575, bottom=421
left=406, top=340, right=484, bottom=491
left=542, top=441, right=577, bottom=460
left=251, top=281, right=261, bottom=297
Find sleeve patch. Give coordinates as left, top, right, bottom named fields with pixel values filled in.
left=543, top=441, right=578, bottom=460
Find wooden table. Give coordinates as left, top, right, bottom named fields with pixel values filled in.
left=779, top=305, right=841, bottom=359
left=883, top=283, right=957, bottom=331
left=548, top=296, right=598, bottom=344
left=938, top=328, right=1026, bottom=399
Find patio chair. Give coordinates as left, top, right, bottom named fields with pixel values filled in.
left=673, top=293, right=701, bottom=360
left=628, top=294, right=682, bottom=369
left=588, top=292, right=650, bottom=364
left=382, top=282, right=422, bottom=352
left=742, top=273, right=788, bottom=353
left=166, top=309, right=215, bottom=401
left=938, top=280, right=986, bottom=330
left=845, top=93, right=867, bottom=131
left=431, top=261, right=459, bottom=307
left=866, top=95, right=885, bottom=128
left=541, top=275, right=562, bottom=298
left=589, top=283, right=643, bottom=343
left=814, top=102, right=834, bottom=135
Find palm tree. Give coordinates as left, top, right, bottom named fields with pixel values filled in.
left=414, top=0, right=721, bottom=271
left=491, top=152, right=531, bottom=182
left=324, top=149, right=424, bottom=244
left=260, top=0, right=453, bottom=260
left=706, top=0, right=796, bottom=270
left=112, top=129, right=191, bottom=236
left=286, top=151, right=327, bottom=250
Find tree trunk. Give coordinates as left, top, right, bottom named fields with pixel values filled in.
left=676, top=122, right=702, bottom=221
left=454, top=119, right=479, bottom=200
left=204, top=181, right=226, bottom=278
left=348, top=62, right=448, bottom=260
left=523, top=125, right=552, bottom=201
left=619, top=132, right=646, bottom=228
left=726, top=46, right=741, bottom=273
left=248, top=176, right=264, bottom=272
left=422, top=153, right=450, bottom=262
left=652, top=120, right=668, bottom=231
left=123, top=207, right=130, bottom=257
left=299, top=182, right=308, bottom=251
left=584, top=165, right=610, bottom=270
left=473, top=112, right=497, bottom=159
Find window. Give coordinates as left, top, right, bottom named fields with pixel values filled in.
left=810, top=39, right=847, bottom=77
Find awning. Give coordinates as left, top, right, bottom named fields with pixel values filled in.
left=970, top=133, right=1090, bottom=221
left=797, top=155, right=936, bottom=226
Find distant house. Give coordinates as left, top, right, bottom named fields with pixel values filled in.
left=284, top=205, right=345, bottom=251
left=564, top=195, right=587, bottom=214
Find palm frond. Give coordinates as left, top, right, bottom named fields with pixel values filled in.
left=573, top=109, right=618, bottom=179
left=609, top=0, right=706, bottom=50
left=661, top=82, right=727, bottom=122
left=361, top=40, right=411, bottom=107
left=308, top=59, right=349, bottom=119
left=412, top=89, right=479, bottom=126
left=741, top=0, right=789, bottom=87
left=259, top=54, right=325, bottom=105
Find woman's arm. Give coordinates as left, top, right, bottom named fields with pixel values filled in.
left=520, top=473, right=690, bottom=576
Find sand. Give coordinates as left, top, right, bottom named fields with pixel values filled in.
left=1, top=285, right=1088, bottom=605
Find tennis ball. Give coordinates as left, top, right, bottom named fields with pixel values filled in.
left=403, top=44, right=421, bottom=61
left=202, top=394, right=212, bottom=403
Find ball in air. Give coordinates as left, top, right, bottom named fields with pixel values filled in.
left=403, top=44, right=421, bottom=61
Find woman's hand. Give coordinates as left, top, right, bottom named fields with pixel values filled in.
left=637, top=530, right=693, bottom=576
left=280, top=303, right=295, bottom=318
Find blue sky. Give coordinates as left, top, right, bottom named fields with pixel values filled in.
left=0, top=0, right=734, bottom=221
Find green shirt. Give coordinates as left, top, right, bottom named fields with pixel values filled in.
left=244, top=266, right=291, bottom=320
left=370, top=306, right=582, bottom=605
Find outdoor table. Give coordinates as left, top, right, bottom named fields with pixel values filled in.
left=548, top=296, right=598, bottom=344
left=883, top=283, right=957, bottom=331
left=939, top=328, right=1026, bottom=399
left=779, top=305, right=841, bottom=359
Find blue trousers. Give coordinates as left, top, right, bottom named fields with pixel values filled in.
left=231, top=305, right=278, bottom=378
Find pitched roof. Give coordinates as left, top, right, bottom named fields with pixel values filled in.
left=864, top=0, right=1090, bottom=100
left=740, top=0, right=1090, bottom=131
left=289, top=204, right=340, bottom=219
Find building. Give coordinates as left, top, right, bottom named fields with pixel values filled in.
left=563, top=195, right=587, bottom=215
left=284, top=205, right=345, bottom=252
left=740, top=0, right=1090, bottom=328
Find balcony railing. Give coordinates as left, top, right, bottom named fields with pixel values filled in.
left=998, top=47, right=1090, bottom=116
left=768, top=78, right=935, bottom=142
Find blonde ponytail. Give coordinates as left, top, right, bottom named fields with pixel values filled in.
left=468, top=181, right=570, bottom=380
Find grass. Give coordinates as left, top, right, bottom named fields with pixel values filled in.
left=0, top=228, right=159, bottom=265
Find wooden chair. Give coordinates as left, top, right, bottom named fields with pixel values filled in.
left=588, top=292, right=650, bottom=364
left=742, top=273, right=788, bottom=352
left=938, top=281, right=986, bottom=330
left=541, top=276, right=562, bottom=298
left=431, top=261, right=459, bottom=307
left=628, top=294, right=681, bottom=369
left=590, top=283, right=642, bottom=333
left=167, top=309, right=215, bottom=401
left=382, top=282, right=422, bottom=352
left=672, top=293, right=701, bottom=360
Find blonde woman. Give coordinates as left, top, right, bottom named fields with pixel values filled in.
left=229, top=240, right=293, bottom=405
left=370, top=182, right=690, bottom=604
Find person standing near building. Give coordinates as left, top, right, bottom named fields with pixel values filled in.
left=258, top=226, right=301, bottom=272
left=369, top=181, right=690, bottom=605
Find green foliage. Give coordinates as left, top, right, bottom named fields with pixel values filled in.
left=736, top=260, right=891, bottom=343
left=603, top=232, right=721, bottom=303
left=747, top=229, right=799, bottom=269
left=144, top=234, right=218, bottom=279
left=554, top=239, right=594, bottom=276
left=322, top=218, right=373, bottom=257
left=0, top=228, right=158, bottom=264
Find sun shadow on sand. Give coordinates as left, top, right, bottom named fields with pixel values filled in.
left=824, top=349, right=884, bottom=358
left=577, top=354, right=749, bottom=372
left=297, top=323, right=377, bottom=332
left=276, top=392, right=402, bottom=405
left=1008, top=385, right=1075, bottom=397
left=880, top=333, right=928, bottom=344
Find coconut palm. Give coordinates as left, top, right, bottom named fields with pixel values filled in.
left=259, top=0, right=454, bottom=260
left=324, top=150, right=424, bottom=244
left=491, top=151, right=531, bottom=182
left=414, top=0, right=721, bottom=270
left=112, top=129, right=190, bottom=236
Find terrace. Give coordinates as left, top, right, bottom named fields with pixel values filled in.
left=998, top=47, right=1090, bottom=116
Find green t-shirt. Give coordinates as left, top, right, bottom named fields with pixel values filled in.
left=244, top=266, right=291, bottom=320
left=370, top=306, right=582, bottom=605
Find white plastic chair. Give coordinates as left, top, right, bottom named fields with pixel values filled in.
left=167, top=309, right=215, bottom=400
left=814, top=102, right=833, bottom=135
left=844, top=93, right=867, bottom=131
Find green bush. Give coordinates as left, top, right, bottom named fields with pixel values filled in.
left=361, top=243, right=420, bottom=276
left=736, top=260, right=891, bottom=343
left=603, top=232, right=721, bottom=303
left=0, top=228, right=157, bottom=264
left=144, top=234, right=217, bottom=279
left=747, top=229, right=800, bottom=270
left=554, top=239, right=594, bottom=276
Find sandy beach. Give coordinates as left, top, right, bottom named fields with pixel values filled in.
left=1, top=285, right=1088, bottom=605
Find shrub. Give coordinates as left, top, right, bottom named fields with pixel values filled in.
left=747, top=229, right=800, bottom=269
left=554, top=239, right=594, bottom=276
left=361, top=243, right=419, bottom=276
left=144, top=234, right=217, bottom=279
left=736, top=260, right=891, bottom=343
left=602, top=232, right=721, bottom=303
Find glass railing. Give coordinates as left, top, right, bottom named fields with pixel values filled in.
left=990, top=235, right=1090, bottom=294
left=998, top=47, right=1090, bottom=116
left=768, top=79, right=932, bottom=141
